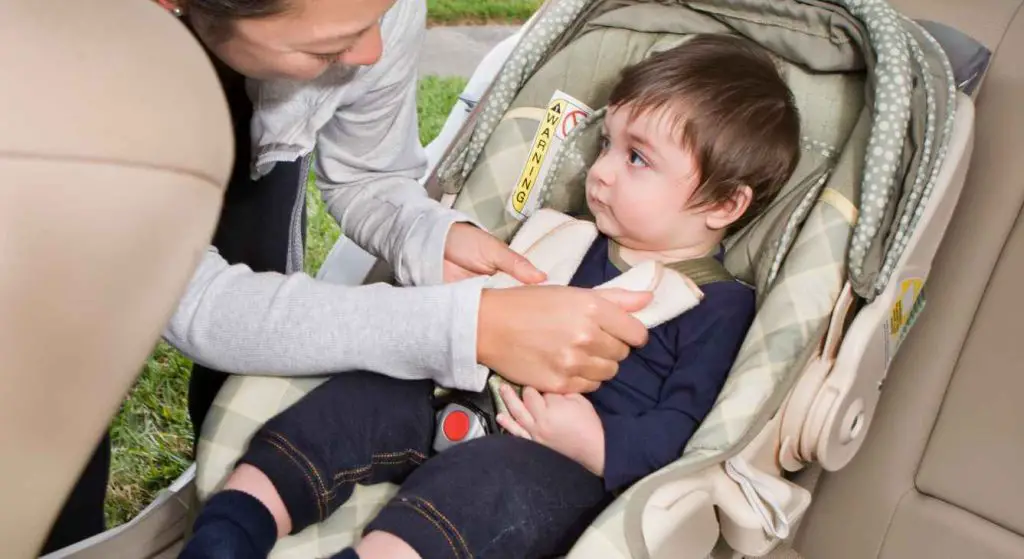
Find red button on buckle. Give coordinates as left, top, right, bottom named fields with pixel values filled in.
left=442, top=410, right=471, bottom=441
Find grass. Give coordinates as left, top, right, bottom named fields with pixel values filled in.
left=426, top=0, right=543, bottom=25
left=106, top=343, right=195, bottom=526
left=106, top=75, right=470, bottom=528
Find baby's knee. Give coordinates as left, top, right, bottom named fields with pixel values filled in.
left=223, top=463, right=293, bottom=537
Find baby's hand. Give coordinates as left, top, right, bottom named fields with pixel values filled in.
left=496, top=385, right=605, bottom=476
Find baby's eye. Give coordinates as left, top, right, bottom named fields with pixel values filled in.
left=628, top=149, right=649, bottom=168
left=598, top=134, right=611, bottom=151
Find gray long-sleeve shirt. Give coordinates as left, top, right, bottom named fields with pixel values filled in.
left=162, top=0, right=489, bottom=392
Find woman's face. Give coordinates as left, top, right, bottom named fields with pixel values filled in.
left=193, top=0, right=398, bottom=81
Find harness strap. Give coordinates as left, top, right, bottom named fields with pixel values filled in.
left=607, top=237, right=735, bottom=288
left=433, top=242, right=739, bottom=451
left=486, top=256, right=736, bottom=416
left=665, top=256, right=735, bottom=287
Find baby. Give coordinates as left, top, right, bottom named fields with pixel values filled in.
left=180, top=34, right=800, bottom=559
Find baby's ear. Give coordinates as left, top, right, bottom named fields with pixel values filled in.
left=705, top=185, right=753, bottom=231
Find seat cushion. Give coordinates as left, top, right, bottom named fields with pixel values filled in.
left=880, top=494, right=1024, bottom=559
left=915, top=204, right=1024, bottom=535
left=793, top=4, right=1024, bottom=557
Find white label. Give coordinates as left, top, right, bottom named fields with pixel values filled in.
left=506, top=90, right=594, bottom=221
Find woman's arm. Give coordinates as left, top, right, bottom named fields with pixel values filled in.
left=314, top=0, right=472, bottom=288
left=163, top=247, right=489, bottom=391
left=165, top=248, right=653, bottom=395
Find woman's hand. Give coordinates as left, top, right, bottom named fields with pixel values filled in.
left=496, top=385, right=606, bottom=476
left=443, top=223, right=546, bottom=285
left=477, top=285, right=652, bottom=393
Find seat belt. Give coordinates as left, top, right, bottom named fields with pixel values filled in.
left=432, top=257, right=737, bottom=453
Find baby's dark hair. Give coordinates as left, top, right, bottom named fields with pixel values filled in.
left=608, top=34, right=801, bottom=229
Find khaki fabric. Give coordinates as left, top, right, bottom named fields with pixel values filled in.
left=915, top=211, right=1024, bottom=534
left=794, top=2, right=1024, bottom=557
left=0, top=0, right=231, bottom=556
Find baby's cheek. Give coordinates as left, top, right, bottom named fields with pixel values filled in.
left=619, top=199, right=660, bottom=229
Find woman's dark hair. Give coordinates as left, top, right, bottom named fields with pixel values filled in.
left=187, top=0, right=291, bottom=42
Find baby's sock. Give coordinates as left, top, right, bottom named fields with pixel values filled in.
left=178, top=490, right=278, bottom=559
left=328, top=549, right=360, bottom=559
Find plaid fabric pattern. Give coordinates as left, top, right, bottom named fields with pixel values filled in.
left=451, top=115, right=539, bottom=241
left=193, top=1, right=955, bottom=557
left=196, top=375, right=398, bottom=556
left=567, top=199, right=853, bottom=558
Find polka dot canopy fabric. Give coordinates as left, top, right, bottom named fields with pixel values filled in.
left=436, top=0, right=956, bottom=301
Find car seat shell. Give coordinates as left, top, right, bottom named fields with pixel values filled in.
left=189, top=1, right=976, bottom=558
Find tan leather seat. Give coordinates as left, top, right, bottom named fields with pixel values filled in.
left=792, top=0, right=1024, bottom=557
left=0, top=1, right=232, bottom=557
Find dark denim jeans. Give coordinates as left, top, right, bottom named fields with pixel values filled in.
left=239, top=372, right=611, bottom=559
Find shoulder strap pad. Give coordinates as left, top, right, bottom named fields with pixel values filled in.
left=666, top=256, right=735, bottom=286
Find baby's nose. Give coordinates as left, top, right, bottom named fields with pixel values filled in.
left=588, top=154, right=616, bottom=187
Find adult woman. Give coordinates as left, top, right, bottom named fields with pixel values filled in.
left=42, top=0, right=651, bottom=552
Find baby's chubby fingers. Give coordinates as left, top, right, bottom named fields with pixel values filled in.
left=522, top=386, right=548, bottom=417
left=496, top=413, right=532, bottom=440
left=500, top=384, right=537, bottom=432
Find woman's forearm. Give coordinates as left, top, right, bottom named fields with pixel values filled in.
left=164, top=247, right=490, bottom=392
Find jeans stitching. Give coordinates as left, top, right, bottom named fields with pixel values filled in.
left=395, top=500, right=463, bottom=559
left=331, top=458, right=419, bottom=482
left=268, top=427, right=327, bottom=493
left=372, top=449, right=428, bottom=461
left=333, top=464, right=372, bottom=479
left=327, top=452, right=427, bottom=497
left=376, top=454, right=427, bottom=464
left=262, top=437, right=325, bottom=522
left=408, top=495, right=471, bottom=556
left=332, top=470, right=372, bottom=487
left=373, top=449, right=427, bottom=462
left=331, top=449, right=426, bottom=481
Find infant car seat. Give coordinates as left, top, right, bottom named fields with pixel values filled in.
left=193, top=0, right=976, bottom=557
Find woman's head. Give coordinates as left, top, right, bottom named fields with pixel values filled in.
left=180, top=0, right=396, bottom=81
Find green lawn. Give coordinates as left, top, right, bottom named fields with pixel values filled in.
left=426, top=0, right=543, bottom=25
left=106, top=76, right=468, bottom=527
left=107, top=343, right=193, bottom=526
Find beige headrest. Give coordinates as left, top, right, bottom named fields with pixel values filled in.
left=0, top=1, right=232, bottom=556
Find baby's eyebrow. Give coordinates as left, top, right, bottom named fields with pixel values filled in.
left=626, top=131, right=656, bottom=155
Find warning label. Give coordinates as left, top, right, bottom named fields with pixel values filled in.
left=507, top=90, right=594, bottom=221
left=558, top=108, right=589, bottom=140
left=883, top=276, right=924, bottom=366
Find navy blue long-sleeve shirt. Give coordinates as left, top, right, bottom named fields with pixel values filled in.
left=569, top=236, right=756, bottom=492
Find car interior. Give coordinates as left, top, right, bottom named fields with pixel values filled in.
left=789, top=0, right=1024, bottom=557
left=0, top=0, right=1020, bottom=557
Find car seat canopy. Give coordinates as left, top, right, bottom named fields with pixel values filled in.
left=438, top=0, right=955, bottom=300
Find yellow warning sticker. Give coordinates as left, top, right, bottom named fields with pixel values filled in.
left=507, top=90, right=594, bottom=221
left=884, top=276, right=924, bottom=366
left=510, top=98, right=564, bottom=215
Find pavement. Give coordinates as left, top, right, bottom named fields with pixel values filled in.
left=420, top=25, right=520, bottom=78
